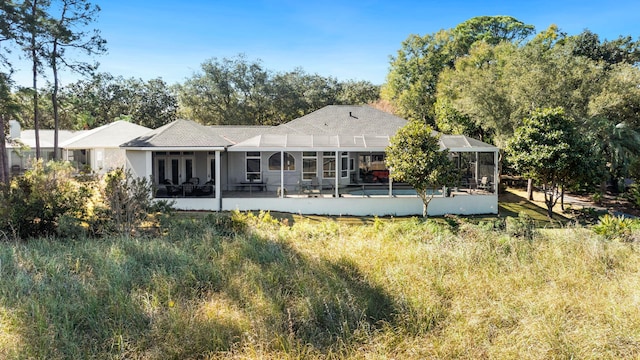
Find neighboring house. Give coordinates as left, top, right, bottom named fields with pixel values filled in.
left=7, top=120, right=87, bottom=175
left=122, top=105, right=499, bottom=217
left=5, top=120, right=150, bottom=175
left=60, top=121, right=151, bottom=174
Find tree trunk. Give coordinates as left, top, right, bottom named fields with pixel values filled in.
left=527, top=178, right=533, bottom=200
left=560, top=186, right=565, bottom=211
left=0, top=115, right=8, bottom=185
left=419, top=190, right=432, bottom=218
left=52, top=41, right=59, bottom=161
left=30, top=0, right=40, bottom=160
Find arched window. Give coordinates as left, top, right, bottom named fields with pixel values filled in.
left=268, top=152, right=295, bottom=171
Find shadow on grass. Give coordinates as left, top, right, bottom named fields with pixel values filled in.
left=221, top=229, right=398, bottom=351
left=0, top=215, right=409, bottom=358
left=499, top=191, right=570, bottom=227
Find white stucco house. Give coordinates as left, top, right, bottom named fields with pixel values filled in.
left=60, top=121, right=151, bottom=174
left=122, top=105, right=499, bottom=217
left=7, top=120, right=86, bottom=175
left=6, top=120, right=150, bottom=175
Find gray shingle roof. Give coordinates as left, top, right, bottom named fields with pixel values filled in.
left=61, top=121, right=151, bottom=149
left=9, top=129, right=86, bottom=148
left=119, top=106, right=498, bottom=152
left=121, top=119, right=232, bottom=148
left=208, top=125, right=275, bottom=144
left=276, top=105, right=408, bottom=136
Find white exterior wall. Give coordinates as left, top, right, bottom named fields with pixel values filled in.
left=166, top=197, right=220, bottom=211
left=125, top=150, right=151, bottom=179
left=217, top=194, right=497, bottom=217
left=103, top=148, right=126, bottom=173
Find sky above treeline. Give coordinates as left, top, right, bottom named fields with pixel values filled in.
left=7, top=0, right=640, bottom=87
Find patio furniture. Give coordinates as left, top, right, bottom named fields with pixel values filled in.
left=181, top=181, right=195, bottom=196
left=477, top=176, right=491, bottom=191
left=198, top=180, right=215, bottom=196
left=162, top=179, right=182, bottom=197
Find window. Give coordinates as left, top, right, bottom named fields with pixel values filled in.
left=302, top=151, right=317, bottom=180
left=341, top=152, right=348, bottom=178
left=268, top=152, right=295, bottom=171
left=246, top=152, right=261, bottom=181
left=322, top=152, right=336, bottom=178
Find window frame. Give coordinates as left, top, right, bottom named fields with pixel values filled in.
left=245, top=151, right=262, bottom=181
left=268, top=152, right=296, bottom=171
left=302, top=151, right=317, bottom=180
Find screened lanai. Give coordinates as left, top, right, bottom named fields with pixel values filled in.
left=226, top=133, right=499, bottom=198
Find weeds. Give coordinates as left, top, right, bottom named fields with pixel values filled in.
left=0, top=214, right=639, bottom=359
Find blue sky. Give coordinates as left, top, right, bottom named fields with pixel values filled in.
left=8, top=0, right=640, bottom=87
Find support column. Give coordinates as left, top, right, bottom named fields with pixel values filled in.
left=493, top=150, right=499, bottom=194
left=145, top=151, right=153, bottom=198
left=280, top=151, right=284, bottom=198
left=335, top=151, right=339, bottom=198
left=475, top=152, right=479, bottom=185
left=215, top=151, right=221, bottom=209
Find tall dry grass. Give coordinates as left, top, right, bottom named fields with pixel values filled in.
left=0, top=211, right=638, bottom=359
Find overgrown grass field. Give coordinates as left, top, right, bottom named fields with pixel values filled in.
left=0, top=212, right=639, bottom=359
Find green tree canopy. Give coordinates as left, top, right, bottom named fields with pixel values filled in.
left=177, top=55, right=380, bottom=126
left=382, top=16, right=534, bottom=125
left=385, top=120, right=457, bottom=217
left=506, top=108, right=595, bottom=218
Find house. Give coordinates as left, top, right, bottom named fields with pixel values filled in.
left=60, top=121, right=151, bottom=174
left=7, top=120, right=87, bottom=175
left=5, top=120, right=150, bottom=175
left=122, top=105, right=499, bottom=216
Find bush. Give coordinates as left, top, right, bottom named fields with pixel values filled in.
left=627, top=183, right=640, bottom=209
left=505, top=212, right=536, bottom=239
left=0, top=160, right=98, bottom=240
left=0, top=163, right=173, bottom=240
left=593, top=214, right=636, bottom=241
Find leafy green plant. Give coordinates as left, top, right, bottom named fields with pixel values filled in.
left=593, top=214, right=635, bottom=241
left=592, top=191, right=603, bottom=206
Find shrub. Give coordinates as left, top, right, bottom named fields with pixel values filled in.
left=0, top=163, right=173, bottom=240
left=593, top=214, right=635, bottom=241
left=627, top=183, right=640, bottom=209
left=0, top=160, right=96, bottom=240
left=505, top=212, right=536, bottom=239
left=102, top=168, right=174, bottom=237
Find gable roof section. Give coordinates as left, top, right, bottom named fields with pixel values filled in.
left=8, top=129, right=86, bottom=148
left=276, top=105, right=407, bottom=136
left=209, top=125, right=275, bottom=144
left=61, top=121, right=151, bottom=149
left=121, top=119, right=232, bottom=150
